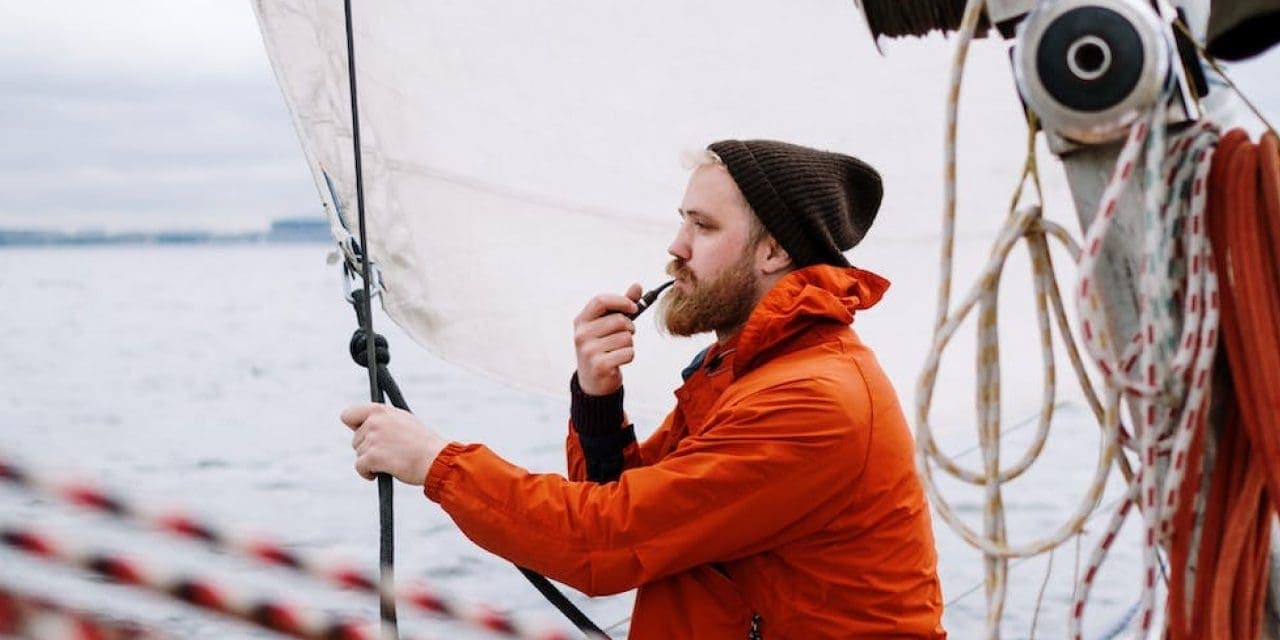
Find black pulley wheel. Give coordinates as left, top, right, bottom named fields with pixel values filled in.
left=1014, top=0, right=1170, bottom=143
left=1035, top=6, right=1145, bottom=113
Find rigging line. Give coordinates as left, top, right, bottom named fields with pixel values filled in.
left=917, top=0, right=1120, bottom=563
left=1171, top=19, right=1278, bottom=140
left=345, top=337, right=609, bottom=637
left=942, top=492, right=1131, bottom=609
left=515, top=567, right=609, bottom=638
left=1098, top=597, right=1143, bottom=640
left=1028, top=547, right=1054, bottom=639
left=341, top=3, right=398, bottom=639
left=1066, top=112, right=1222, bottom=640
left=602, top=616, right=630, bottom=635
left=336, top=8, right=606, bottom=638
left=945, top=403, right=1072, bottom=462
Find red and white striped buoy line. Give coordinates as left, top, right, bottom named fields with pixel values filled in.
left=0, top=582, right=167, bottom=640
left=1068, top=88, right=1221, bottom=640
left=0, top=524, right=403, bottom=640
left=0, top=456, right=576, bottom=640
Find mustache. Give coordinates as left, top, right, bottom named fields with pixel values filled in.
left=665, top=259, right=694, bottom=283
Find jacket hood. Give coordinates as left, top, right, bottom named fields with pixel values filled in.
left=733, top=264, right=889, bottom=376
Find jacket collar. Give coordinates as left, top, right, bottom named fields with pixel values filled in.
left=730, top=264, right=889, bottom=377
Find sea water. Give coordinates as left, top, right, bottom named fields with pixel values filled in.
left=0, top=244, right=1150, bottom=638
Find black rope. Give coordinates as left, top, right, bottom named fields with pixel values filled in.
left=347, top=322, right=610, bottom=639
left=341, top=3, right=398, bottom=637
left=339, top=5, right=608, bottom=637
left=348, top=322, right=409, bottom=412
left=516, top=567, right=610, bottom=637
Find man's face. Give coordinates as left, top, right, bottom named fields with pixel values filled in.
left=661, top=164, right=762, bottom=337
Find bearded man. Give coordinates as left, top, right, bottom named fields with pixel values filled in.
left=342, top=140, right=946, bottom=638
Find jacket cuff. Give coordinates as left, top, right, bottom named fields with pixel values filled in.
left=570, top=372, right=625, bottom=436
left=424, top=441, right=466, bottom=503
left=578, top=425, right=637, bottom=483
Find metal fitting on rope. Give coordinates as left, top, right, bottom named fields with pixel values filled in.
left=341, top=251, right=384, bottom=305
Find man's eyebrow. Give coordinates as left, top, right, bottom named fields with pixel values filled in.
left=678, top=208, right=710, bottom=219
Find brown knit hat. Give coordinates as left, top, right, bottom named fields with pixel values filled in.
left=708, top=139, right=883, bottom=268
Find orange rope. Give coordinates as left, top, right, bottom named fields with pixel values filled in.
left=1172, top=128, right=1280, bottom=639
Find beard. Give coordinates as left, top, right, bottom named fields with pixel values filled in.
left=660, top=251, right=760, bottom=337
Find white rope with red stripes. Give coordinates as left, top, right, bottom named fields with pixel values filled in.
left=0, top=524, right=405, bottom=640
left=0, top=581, right=168, bottom=640
left=915, top=0, right=1220, bottom=637
left=915, top=0, right=1116, bottom=636
left=0, top=454, right=577, bottom=640
left=1067, top=97, right=1220, bottom=640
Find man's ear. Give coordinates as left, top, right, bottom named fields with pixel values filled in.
left=757, top=235, right=793, bottom=275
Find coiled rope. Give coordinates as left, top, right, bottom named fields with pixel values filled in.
left=916, top=0, right=1223, bottom=636
left=0, top=454, right=578, bottom=640
left=1067, top=98, right=1221, bottom=639
left=1166, top=128, right=1280, bottom=640
left=916, top=0, right=1114, bottom=634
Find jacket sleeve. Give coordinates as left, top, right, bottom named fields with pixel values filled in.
left=430, top=378, right=871, bottom=597
left=565, top=373, right=640, bottom=483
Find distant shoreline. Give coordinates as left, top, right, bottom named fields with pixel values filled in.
left=0, top=218, right=331, bottom=247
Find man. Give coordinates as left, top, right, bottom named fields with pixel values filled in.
left=342, top=140, right=946, bottom=638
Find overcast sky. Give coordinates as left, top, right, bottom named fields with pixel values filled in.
left=0, top=1, right=313, bottom=232
left=1, top=2, right=1277, bottom=232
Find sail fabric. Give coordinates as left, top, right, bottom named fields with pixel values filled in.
left=250, top=0, right=1073, bottom=419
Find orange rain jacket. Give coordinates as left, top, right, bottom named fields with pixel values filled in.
left=425, top=265, right=946, bottom=638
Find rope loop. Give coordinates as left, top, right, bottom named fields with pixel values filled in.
left=917, top=1, right=1221, bottom=636
left=1067, top=98, right=1221, bottom=640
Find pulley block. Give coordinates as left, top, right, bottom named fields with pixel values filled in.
left=1014, top=0, right=1171, bottom=144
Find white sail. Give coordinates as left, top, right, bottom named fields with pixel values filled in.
left=250, top=0, right=1075, bottom=420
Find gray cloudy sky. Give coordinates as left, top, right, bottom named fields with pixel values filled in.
left=1, top=1, right=312, bottom=232
left=1, top=2, right=1277, bottom=232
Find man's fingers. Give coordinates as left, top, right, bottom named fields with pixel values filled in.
left=355, top=443, right=382, bottom=480
left=596, top=347, right=635, bottom=370
left=354, top=458, right=375, bottom=481
left=575, top=314, right=634, bottom=345
left=592, top=331, right=634, bottom=354
left=626, top=282, right=643, bottom=302
left=340, top=403, right=382, bottom=430
left=576, top=293, right=640, bottom=323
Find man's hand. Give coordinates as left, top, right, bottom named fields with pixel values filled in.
left=573, top=284, right=643, bottom=396
left=341, top=403, right=449, bottom=485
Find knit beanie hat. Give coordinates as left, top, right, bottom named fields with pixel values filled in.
left=708, top=139, right=883, bottom=268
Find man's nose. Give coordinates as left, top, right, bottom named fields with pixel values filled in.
left=667, top=224, right=691, bottom=261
